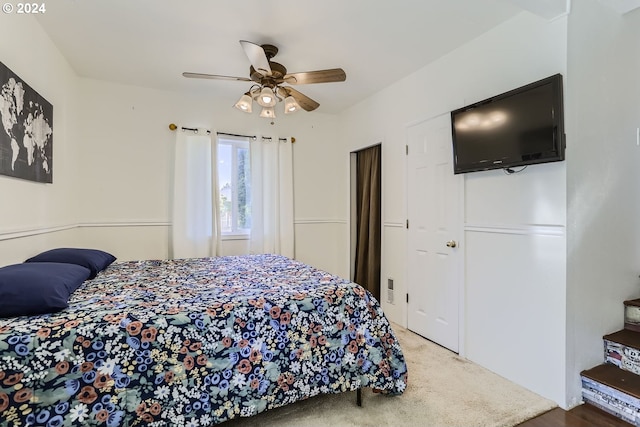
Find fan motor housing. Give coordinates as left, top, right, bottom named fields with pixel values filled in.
left=261, top=44, right=279, bottom=59
left=250, top=61, right=287, bottom=83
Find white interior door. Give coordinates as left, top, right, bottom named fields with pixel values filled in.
left=407, top=113, right=462, bottom=353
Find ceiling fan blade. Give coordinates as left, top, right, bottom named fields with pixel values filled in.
left=240, top=40, right=272, bottom=76
left=183, top=72, right=252, bottom=82
left=283, top=87, right=320, bottom=112
left=283, top=68, right=346, bottom=85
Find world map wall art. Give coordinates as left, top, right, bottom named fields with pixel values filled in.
left=0, top=61, right=53, bottom=183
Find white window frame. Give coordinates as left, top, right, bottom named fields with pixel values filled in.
left=217, top=136, right=251, bottom=239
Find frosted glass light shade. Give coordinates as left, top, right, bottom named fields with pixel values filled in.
left=284, top=96, right=301, bottom=114
left=257, top=86, right=277, bottom=107
left=260, top=107, right=276, bottom=118
left=234, top=93, right=253, bottom=113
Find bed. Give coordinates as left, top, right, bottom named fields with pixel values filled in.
left=0, top=253, right=407, bottom=426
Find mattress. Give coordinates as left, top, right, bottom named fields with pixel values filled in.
left=0, top=254, right=407, bottom=426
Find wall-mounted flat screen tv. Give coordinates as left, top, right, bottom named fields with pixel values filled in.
left=450, top=74, right=565, bottom=174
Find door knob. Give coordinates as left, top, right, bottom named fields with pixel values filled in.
left=446, top=240, right=457, bottom=248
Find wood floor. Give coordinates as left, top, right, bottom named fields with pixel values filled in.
left=517, top=404, right=632, bottom=427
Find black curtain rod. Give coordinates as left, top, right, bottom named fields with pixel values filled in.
left=181, top=126, right=211, bottom=135
left=217, top=131, right=257, bottom=140
left=171, top=124, right=279, bottom=141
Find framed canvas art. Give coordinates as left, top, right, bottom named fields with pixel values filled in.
left=0, top=61, right=53, bottom=183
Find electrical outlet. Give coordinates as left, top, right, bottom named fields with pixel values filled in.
left=387, top=278, right=394, bottom=304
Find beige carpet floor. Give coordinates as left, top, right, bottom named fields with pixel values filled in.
left=222, top=324, right=556, bottom=427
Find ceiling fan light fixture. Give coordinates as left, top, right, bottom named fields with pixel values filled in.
left=257, top=86, right=277, bottom=107
left=284, top=95, right=301, bottom=114
left=260, top=107, right=276, bottom=118
left=234, top=92, right=253, bottom=113
left=184, top=40, right=347, bottom=117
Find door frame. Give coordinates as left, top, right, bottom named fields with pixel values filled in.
left=349, top=142, right=383, bottom=290
left=404, top=113, right=466, bottom=356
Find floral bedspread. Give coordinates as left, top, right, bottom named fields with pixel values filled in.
left=0, top=254, right=407, bottom=426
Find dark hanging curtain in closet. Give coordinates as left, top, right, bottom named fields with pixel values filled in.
left=354, top=144, right=381, bottom=301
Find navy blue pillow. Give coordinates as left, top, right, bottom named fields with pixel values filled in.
left=0, top=262, right=91, bottom=318
left=25, top=248, right=116, bottom=279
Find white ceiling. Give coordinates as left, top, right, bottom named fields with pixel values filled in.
left=35, top=0, right=536, bottom=113
left=31, top=1, right=640, bottom=114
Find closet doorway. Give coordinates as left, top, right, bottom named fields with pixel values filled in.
left=350, top=144, right=381, bottom=301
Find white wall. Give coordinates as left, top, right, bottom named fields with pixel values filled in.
left=74, top=78, right=347, bottom=275
left=0, top=14, right=348, bottom=278
left=9, top=2, right=639, bottom=411
left=0, top=14, right=81, bottom=264
left=565, top=0, right=640, bottom=408
left=339, top=12, right=569, bottom=405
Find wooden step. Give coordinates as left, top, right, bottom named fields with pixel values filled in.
left=624, top=299, right=640, bottom=308
left=624, top=299, right=640, bottom=332
left=582, top=364, right=640, bottom=399
left=604, top=330, right=640, bottom=375
left=581, top=364, right=640, bottom=425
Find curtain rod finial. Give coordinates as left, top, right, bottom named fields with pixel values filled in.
left=291, top=137, right=296, bottom=143
left=169, top=123, right=177, bottom=131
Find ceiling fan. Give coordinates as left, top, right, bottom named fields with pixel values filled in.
left=183, top=40, right=346, bottom=117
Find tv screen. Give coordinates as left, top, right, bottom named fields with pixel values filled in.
left=450, top=74, right=565, bottom=174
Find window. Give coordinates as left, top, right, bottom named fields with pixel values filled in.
left=218, top=137, right=251, bottom=236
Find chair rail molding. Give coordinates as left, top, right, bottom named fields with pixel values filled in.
left=0, top=220, right=171, bottom=241
left=465, top=222, right=565, bottom=237
left=294, top=218, right=347, bottom=225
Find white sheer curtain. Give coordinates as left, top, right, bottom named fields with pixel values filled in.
left=250, top=136, right=294, bottom=258
left=171, top=128, right=222, bottom=259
